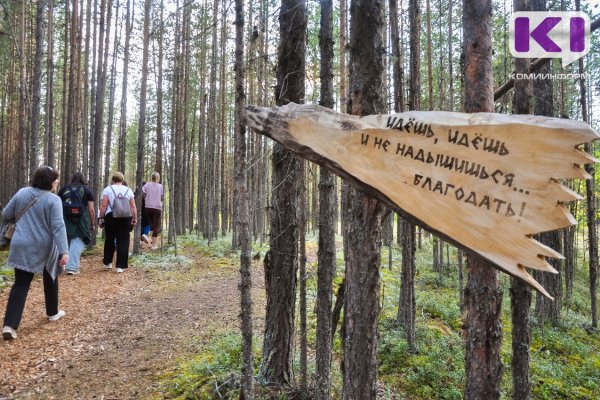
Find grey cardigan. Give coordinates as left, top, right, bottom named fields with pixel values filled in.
left=2, top=187, right=69, bottom=274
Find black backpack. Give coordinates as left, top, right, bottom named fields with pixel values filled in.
left=62, top=185, right=85, bottom=221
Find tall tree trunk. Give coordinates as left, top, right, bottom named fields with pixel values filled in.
left=154, top=0, right=164, bottom=176
left=45, top=0, right=55, bottom=166
left=532, top=0, right=561, bottom=326
left=88, top=0, right=98, bottom=181
left=17, top=0, right=27, bottom=185
left=463, top=0, right=504, bottom=398
left=133, top=0, right=150, bottom=255
left=448, top=0, right=454, bottom=110
left=92, top=0, right=110, bottom=207
left=60, top=0, right=69, bottom=176
left=65, top=0, right=81, bottom=180
left=398, top=0, right=419, bottom=351
left=510, top=2, right=532, bottom=395
left=389, top=0, right=403, bottom=114
left=299, top=160, right=308, bottom=390
left=339, top=0, right=347, bottom=112
left=342, top=2, right=387, bottom=399
left=104, top=1, right=120, bottom=187
left=234, top=0, right=253, bottom=397
left=578, top=0, right=597, bottom=330
left=118, top=0, right=132, bottom=173
left=220, top=8, right=228, bottom=237
left=314, top=2, right=335, bottom=395
left=204, top=0, right=219, bottom=240
left=426, top=0, right=433, bottom=110
left=390, top=0, right=404, bottom=254
left=259, top=0, right=306, bottom=386
left=81, top=0, right=92, bottom=175
left=30, top=0, right=46, bottom=173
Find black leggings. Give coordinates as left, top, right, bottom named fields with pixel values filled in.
left=103, top=213, right=132, bottom=269
left=3, top=268, right=59, bottom=329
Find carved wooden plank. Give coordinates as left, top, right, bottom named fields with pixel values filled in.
left=246, top=103, right=599, bottom=298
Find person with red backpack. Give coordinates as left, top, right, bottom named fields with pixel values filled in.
left=58, top=172, right=95, bottom=275
left=98, top=172, right=137, bottom=273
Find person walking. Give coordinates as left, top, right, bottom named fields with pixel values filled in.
left=142, top=172, right=163, bottom=250
left=58, top=172, right=95, bottom=275
left=98, top=172, right=137, bottom=273
left=2, top=166, right=69, bottom=340
left=140, top=181, right=151, bottom=245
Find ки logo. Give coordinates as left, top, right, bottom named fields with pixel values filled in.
left=510, top=12, right=590, bottom=67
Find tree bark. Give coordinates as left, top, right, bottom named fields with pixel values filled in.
left=463, top=0, right=504, bottom=398
left=531, top=0, right=561, bottom=325
left=426, top=0, right=433, bottom=111
left=154, top=0, right=164, bottom=176
left=398, top=0, right=419, bottom=351
left=118, top=0, right=132, bottom=173
left=92, top=0, right=111, bottom=209
left=259, top=0, right=306, bottom=386
left=342, top=2, right=387, bottom=399
left=104, top=1, right=120, bottom=187
left=45, top=0, right=55, bottom=167
left=133, top=0, right=150, bottom=255
left=234, top=0, right=253, bottom=397
left=448, top=0, right=454, bottom=110
left=510, top=4, right=532, bottom=394
left=30, top=0, right=46, bottom=174
left=314, top=1, right=335, bottom=398
left=65, top=0, right=81, bottom=181
left=578, top=0, right=597, bottom=330
left=17, top=0, right=27, bottom=185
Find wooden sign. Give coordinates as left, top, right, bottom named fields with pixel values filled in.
left=246, top=103, right=599, bottom=298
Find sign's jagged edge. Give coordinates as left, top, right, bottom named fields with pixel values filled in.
left=245, top=103, right=599, bottom=299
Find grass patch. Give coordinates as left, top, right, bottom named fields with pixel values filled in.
left=131, top=253, right=192, bottom=270
left=159, top=231, right=600, bottom=399
left=162, top=330, right=262, bottom=400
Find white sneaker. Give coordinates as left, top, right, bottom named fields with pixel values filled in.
left=66, top=270, right=79, bottom=275
left=2, top=326, right=16, bottom=340
left=48, top=310, right=66, bottom=322
left=103, top=263, right=112, bottom=270
left=116, top=268, right=125, bottom=273
left=141, top=234, right=149, bottom=244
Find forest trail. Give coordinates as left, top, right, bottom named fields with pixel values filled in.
left=0, top=245, right=265, bottom=399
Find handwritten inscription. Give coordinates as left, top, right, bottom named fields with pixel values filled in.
left=448, top=130, right=510, bottom=155
left=413, top=174, right=527, bottom=219
left=361, top=134, right=516, bottom=187
left=360, top=123, right=524, bottom=221
left=386, top=117, right=436, bottom=138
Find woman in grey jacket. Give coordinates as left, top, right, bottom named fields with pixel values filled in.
left=2, top=166, right=69, bottom=340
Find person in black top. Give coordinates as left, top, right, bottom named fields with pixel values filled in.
left=57, top=172, right=95, bottom=275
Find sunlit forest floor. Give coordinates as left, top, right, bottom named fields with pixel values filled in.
left=153, top=233, right=600, bottom=400
left=1, top=233, right=598, bottom=399
left=0, top=240, right=266, bottom=399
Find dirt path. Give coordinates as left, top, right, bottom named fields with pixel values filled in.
left=0, top=246, right=264, bottom=399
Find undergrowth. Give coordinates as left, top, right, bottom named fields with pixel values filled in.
left=159, top=231, right=600, bottom=399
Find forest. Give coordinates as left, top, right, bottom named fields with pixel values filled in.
left=0, top=0, right=600, bottom=399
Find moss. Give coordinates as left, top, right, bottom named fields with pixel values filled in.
left=162, top=330, right=261, bottom=399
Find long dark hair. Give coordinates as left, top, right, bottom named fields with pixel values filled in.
left=31, top=166, right=59, bottom=190
left=70, top=172, right=88, bottom=186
